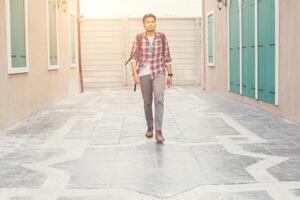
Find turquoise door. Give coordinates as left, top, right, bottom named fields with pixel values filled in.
left=242, top=0, right=255, bottom=98
left=229, top=0, right=240, bottom=94
left=258, top=0, right=275, bottom=103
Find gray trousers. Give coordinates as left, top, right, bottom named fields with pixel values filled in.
left=140, top=74, right=165, bottom=131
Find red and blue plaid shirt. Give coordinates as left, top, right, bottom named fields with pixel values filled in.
left=130, top=32, right=172, bottom=79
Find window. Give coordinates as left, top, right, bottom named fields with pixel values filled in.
left=6, top=0, right=29, bottom=74
left=207, top=12, right=214, bottom=66
left=70, top=13, right=77, bottom=67
left=47, top=0, right=59, bottom=69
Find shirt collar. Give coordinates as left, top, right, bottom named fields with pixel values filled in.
left=142, top=32, right=160, bottom=39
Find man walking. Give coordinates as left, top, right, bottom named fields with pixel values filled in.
left=129, top=13, right=173, bottom=143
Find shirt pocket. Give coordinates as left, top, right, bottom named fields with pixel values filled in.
left=141, top=43, right=149, bottom=53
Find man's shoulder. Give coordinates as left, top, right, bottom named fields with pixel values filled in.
left=135, top=32, right=166, bottom=37
left=157, top=32, right=166, bottom=37
left=135, top=33, right=144, bottom=42
left=136, top=33, right=145, bottom=37
left=157, top=32, right=165, bottom=36
left=157, top=32, right=166, bottom=41
left=157, top=32, right=166, bottom=43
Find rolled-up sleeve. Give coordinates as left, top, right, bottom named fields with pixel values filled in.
left=130, top=35, right=140, bottom=63
left=164, top=37, right=172, bottom=64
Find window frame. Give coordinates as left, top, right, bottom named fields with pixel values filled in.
left=46, top=0, right=60, bottom=70
left=69, top=11, right=77, bottom=68
left=207, top=11, right=215, bottom=67
left=6, top=0, right=30, bottom=74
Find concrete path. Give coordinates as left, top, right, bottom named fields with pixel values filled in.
left=1, top=86, right=300, bottom=200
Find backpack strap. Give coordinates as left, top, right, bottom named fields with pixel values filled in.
left=158, top=32, right=166, bottom=58
left=137, top=34, right=142, bottom=53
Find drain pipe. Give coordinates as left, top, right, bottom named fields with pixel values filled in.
left=201, top=0, right=206, bottom=90
left=77, top=0, right=84, bottom=93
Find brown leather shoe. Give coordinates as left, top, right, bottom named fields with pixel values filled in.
left=145, top=128, right=154, bottom=138
left=155, top=131, right=165, bottom=143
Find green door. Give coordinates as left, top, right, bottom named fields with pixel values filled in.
left=258, top=0, right=275, bottom=103
left=229, top=0, right=240, bottom=94
left=242, top=0, right=255, bottom=98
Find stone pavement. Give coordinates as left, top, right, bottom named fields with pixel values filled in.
left=0, top=86, right=300, bottom=200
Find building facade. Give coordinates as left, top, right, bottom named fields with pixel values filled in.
left=202, top=0, right=300, bottom=122
left=0, top=0, right=81, bottom=130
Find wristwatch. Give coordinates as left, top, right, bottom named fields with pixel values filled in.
left=168, top=73, right=173, bottom=77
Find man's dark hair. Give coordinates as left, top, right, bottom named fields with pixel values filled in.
left=143, top=13, right=156, bottom=23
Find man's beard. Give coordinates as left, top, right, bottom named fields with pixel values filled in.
left=147, top=28, right=155, bottom=32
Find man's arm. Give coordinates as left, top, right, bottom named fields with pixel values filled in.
left=130, top=35, right=140, bottom=62
left=163, top=36, right=173, bottom=87
left=166, top=63, right=172, bottom=75
left=163, top=36, right=172, bottom=64
left=131, top=60, right=138, bottom=77
left=130, top=35, right=140, bottom=84
left=164, top=36, right=173, bottom=75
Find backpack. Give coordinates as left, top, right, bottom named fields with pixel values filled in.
left=125, top=32, right=166, bottom=65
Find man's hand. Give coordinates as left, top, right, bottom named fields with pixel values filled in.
left=167, top=76, right=173, bottom=88
left=133, top=75, right=140, bottom=85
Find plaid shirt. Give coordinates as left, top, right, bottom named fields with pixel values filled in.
left=130, top=32, right=172, bottom=79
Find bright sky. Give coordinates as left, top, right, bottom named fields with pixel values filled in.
left=80, top=0, right=202, bottom=18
